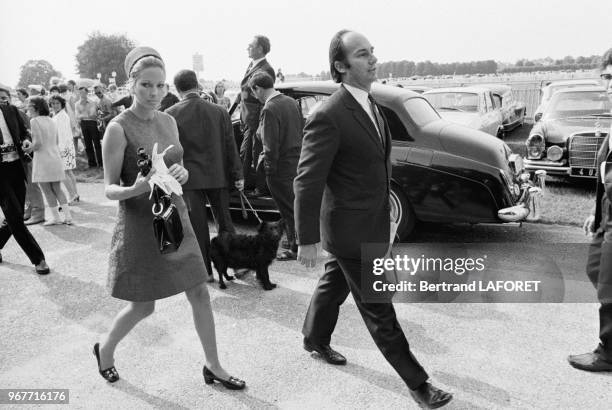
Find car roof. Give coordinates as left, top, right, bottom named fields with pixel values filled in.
left=554, top=86, right=608, bottom=93
left=424, top=86, right=487, bottom=94
left=475, top=84, right=512, bottom=94
left=545, top=79, right=599, bottom=88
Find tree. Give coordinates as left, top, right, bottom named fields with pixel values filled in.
left=75, top=32, right=136, bottom=85
left=17, top=60, right=61, bottom=89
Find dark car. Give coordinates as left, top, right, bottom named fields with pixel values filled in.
left=230, top=81, right=544, bottom=239
left=524, top=87, right=612, bottom=179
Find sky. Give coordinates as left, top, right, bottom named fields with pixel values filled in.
left=1, top=0, right=611, bottom=88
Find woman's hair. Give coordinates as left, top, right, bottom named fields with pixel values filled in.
left=49, top=95, right=66, bottom=109
left=214, top=81, right=225, bottom=95
left=29, top=96, right=50, bottom=116
left=16, top=88, right=29, bottom=98
left=49, top=85, right=60, bottom=93
left=127, top=56, right=165, bottom=91
left=602, top=48, right=612, bottom=70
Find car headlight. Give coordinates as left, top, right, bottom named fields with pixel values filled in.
left=546, top=145, right=563, bottom=162
left=526, top=134, right=545, bottom=159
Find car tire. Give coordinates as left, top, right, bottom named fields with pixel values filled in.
left=390, top=184, right=416, bottom=241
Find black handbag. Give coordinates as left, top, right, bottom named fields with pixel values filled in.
left=152, top=186, right=184, bottom=254
left=137, top=147, right=183, bottom=254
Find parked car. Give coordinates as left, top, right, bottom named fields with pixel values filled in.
left=229, top=81, right=545, bottom=239
left=524, top=86, right=612, bottom=178
left=534, top=79, right=600, bottom=122
left=423, top=87, right=505, bottom=138
left=479, top=84, right=526, bottom=132
left=402, top=85, right=431, bottom=94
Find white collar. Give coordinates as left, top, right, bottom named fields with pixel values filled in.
left=265, top=91, right=281, bottom=104
left=251, top=57, right=266, bottom=69
left=343, top=83, right=370, bottom=107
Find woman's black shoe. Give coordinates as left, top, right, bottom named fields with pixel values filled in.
left=93, top=343, right=120, bottom=383
left=203, top=366, right=245, bottom=390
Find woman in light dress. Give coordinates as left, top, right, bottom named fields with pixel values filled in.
left=24, top=96, right=72, bottom=225
left=49, top=95, right=80, bottom=204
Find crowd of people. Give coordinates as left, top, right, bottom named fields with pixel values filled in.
left=2, top=30, right=612, bottom=409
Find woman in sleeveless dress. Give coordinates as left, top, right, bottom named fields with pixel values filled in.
left=93, top=47, right=245, bottom=390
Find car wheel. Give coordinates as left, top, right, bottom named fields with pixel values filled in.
left=390, top=184, right=416, bottom=241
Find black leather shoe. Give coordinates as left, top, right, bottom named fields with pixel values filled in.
left=568, top=351, right=612, bottom=372
left=35, top=260, right=50, bottom=275
left=203, top=366, right=246, bottom=390
left=93, top=343, right=120, bottom=383
left=303, top=337, right=347, bottom=365
left=410, top=382, right=453, bottom=409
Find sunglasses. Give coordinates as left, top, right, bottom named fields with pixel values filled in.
left=601, top=73, right=612, bottom=81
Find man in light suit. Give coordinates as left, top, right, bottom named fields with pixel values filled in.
left=166, top=70, right=243, bottom=277
left=294, top=30, right=452, bottom=409
left=233, top=35, right=275, bottom=194
left=568, top=48, right=612, bottom=372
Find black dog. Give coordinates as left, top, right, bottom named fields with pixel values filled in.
left=210, top=220, right=284, bottom=290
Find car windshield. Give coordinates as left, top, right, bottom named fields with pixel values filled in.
left=404, top=97, right=440, bottom=127
left=544, top=82, right=599, bottom=100
left=546, top=91, right=612, bottom=119
left=424, top=92, right=479, bottom=112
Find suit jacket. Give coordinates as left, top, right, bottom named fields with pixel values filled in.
left=595, top=136, right=611, bottom=230
left=236, top=58, right=275, bottom=129
left=294, top=85, right=392, bottom=259
left=257, top=94, right=303, bottom=177
left=166, top=94, right=242, bottom=190
left=0, top=103, right=30, bottom=180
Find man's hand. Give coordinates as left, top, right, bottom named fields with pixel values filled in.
left=21, top=140, right=33, bottom=154
left=298, top=244, right=320, bottom=268
left=234, top=179, right=244, bottom=192
left=584, top=214, right=596, bottom=235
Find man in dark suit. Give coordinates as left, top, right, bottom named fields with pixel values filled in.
left=294, top=31, right=452, bottom=409
left=249, top=72, right=303, bottom=259
left=0, top=85, right=49, bottom=274
left=233, top=35, right=275, bottom=194
left=166, top=70, right=243, bottom=276
left=568, top=48, right=612, bottom=372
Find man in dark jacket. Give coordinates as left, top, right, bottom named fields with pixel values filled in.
left=249, top=72, right=302, bottom=259
left=159, top=84, right=180, bottom=111
left=0, top=85, right=49, bottom=274
left=166, top=70, right=243, bottom=276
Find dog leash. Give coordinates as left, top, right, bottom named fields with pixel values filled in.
left=239, top=191, right=263, bottom=224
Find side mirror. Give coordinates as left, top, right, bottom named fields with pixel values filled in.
left=534, top=113, right=542, bottom=122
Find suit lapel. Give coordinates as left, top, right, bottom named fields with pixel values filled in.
left=243, top=59, right=267, bottom=81
left=340, top=86, right=384, bottom=155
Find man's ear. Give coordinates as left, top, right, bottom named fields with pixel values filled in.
left=334, top=60, right=347, bottom=75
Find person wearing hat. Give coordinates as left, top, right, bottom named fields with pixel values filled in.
left=93, top=47, right=245, bottom=391
left=0, top=84, right=50, bottom=274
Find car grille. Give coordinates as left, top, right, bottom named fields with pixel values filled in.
left=569, top=132, right=608, bottom=168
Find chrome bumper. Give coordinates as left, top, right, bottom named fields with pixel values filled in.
left=523, top=159, right=570, bottom=175
left=497, top=170, right=546, bottom=223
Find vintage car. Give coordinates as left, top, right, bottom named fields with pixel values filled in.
left=524, top=86, right=612, bottom=178
left=534, top=79, right=600, bottom=122
left=479, top=84, right=526, bottom=132
left=229, top=81, right=545, bottom=239
left=422, top=87, right=505, bottom=138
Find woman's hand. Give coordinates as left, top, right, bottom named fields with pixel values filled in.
left=132, top=169, right=155, bottom=196
left=21, top=140, right=33, bottom=154
left=168, top=163, right=189, bottom=185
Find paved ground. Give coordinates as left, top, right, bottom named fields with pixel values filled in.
left=1, top=182, right=611, bottom=409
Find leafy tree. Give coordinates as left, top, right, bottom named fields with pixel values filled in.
left=17, top=60, right=61, bottom=88
left=75, top=32, right=136, bottom=85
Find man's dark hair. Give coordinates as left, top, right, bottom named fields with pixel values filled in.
left=49, top=95, right=66, bottom=109
left=602, top=48, right=612, bottom=70
left=49, top=85, right=60, bottom=93
left=248, top=72, right=275, bottom=90
left=0, top=86, right=10, bottom=96
left=29, top=96, right=50, bottom=116
left=329, top=29, right=352, bottom=83
left=16, top=88, right=29, bottom=98
left=254, top=35, right=271, bottom=55
left=58, top=84, right=68, bottom=93
left=173, top=69, right=199, bottom=92
left=67, top=79, right=76, bottom=86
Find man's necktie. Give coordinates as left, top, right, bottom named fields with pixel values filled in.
left=368, top=95, right=386, bottom=147
left=245, top=61, right=254, bottom=75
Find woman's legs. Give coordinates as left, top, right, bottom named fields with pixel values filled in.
left=63, top=170, right=78, bottom=200
left=185, top=283, right=231, bottom=379
left=39, top=182, right=58, bottom=207
left=49, top=182, right=68, bottom=205
left=99, top=301, right=155, bottom=369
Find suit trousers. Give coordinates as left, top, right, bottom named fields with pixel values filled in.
left=0, top=160, right=45, bottom=265
left=585, top=195, right=612, bottom=358
left=240, top=125, right=266, bottom=192
left=266, top=174, right=296, bottom=248
left=24, top=161, right=44, bottom=220
left=80, top=120, right=103, bottom=167
left=183, top=188, right=235, bottom=277
left=302, top=255, right=429, bottom=389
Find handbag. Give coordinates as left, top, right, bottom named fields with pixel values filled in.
left=151, top=186, right=184, bottom=254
